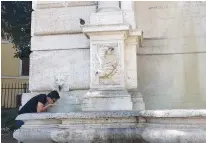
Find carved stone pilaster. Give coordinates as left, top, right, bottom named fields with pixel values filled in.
left=82, top=25, right=133, bottom=111
left=82, top=0, right=145, bottom=111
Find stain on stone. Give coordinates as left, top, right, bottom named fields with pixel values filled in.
left=92, top=134, right=103, bottom=143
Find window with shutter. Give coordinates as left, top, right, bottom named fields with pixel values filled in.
left=21, top=58, right=30, bottom=76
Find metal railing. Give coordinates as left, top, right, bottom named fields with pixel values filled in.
left=1, top=83, right=29, bottom=108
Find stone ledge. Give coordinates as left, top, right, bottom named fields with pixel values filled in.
left=16, top=110, right=206, bottom=121
left=31, top=34, right=89, bottom=51
left=33, top=1, right=97, bottom=10
left=16, top=111, right=140, bottom=120
left=139, top=109, right=206, bottom=117
left=82, top=24, right=131, bottom=33
left=14, top=110, right=206, bottom=143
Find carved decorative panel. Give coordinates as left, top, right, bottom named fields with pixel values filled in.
left=90, top=41, right=124, bottom=88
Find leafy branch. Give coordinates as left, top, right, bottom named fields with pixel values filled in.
left=1, top=1, right=32, bottom=59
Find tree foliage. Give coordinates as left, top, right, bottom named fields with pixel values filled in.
left=1, top=1, right=32, bottom=59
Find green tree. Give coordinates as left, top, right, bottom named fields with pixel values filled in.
left=1, top=1, right=32, bottom=59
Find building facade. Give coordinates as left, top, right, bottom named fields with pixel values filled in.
left=14, top=1, right=206, bottom=142
left=1, top=39, right=29, bottom=108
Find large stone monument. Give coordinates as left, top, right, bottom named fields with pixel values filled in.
left=14, top=1, right=206, bottom=143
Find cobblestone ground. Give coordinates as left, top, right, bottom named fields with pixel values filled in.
left=1, top=133, right=17, bottom=143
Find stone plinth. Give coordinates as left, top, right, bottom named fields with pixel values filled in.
left=13, top=110, right=206, bottom=143
left=82, top=90, right=133, bottom=111
left=82, top=24, right=144, bottom=111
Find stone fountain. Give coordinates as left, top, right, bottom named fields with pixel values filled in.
left=14, top=1, right=206, bottom=143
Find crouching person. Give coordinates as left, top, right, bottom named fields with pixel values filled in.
left=16, top=90, right=60, bottom=128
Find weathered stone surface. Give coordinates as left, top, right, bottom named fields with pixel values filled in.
left=138, top=37, right=206, bottom=54
left=16, top=111, right=140, bottom=120
left=83, top=25, right=142, bottom=90
left=129, top=90, right=145, bottom=110
left=48, top=90, right=87, bottom=112
left=139, top=109, right=206, bottom=117
left=135, top=1, right=206, bottom=109
left=142, top=128, right=206, bottom=143
left=90, top=11, right=124, bottom=25
left=125, top=35, right=138, bottom=89
left=15, top=1, right=206, bottom=143
left=138, top=53, right=206, bottom=109
left=13, top=126, right=61, bottom=143
left=82, top=17, right=143, bottom=110
left=31, top=34, right=89, bottom=51
left=51, top=128, right=144, bottom=143
left=98, top=1, right=120, bottom=12
left=32, top=1, right=97, bottom=9
left=82, top=90, right=133, bottom=111
left=14, top=110, right=206, bottom=143
left=32, top=6, right=96, bottom=35
left=89, top=41, right=125, bottom=89
left=83, top=24, right=130, bottom=34
left=121, top=1, right=136, bottom=29
left=135, top=1, right=206, bottom=38
left=21, top=90, right=87, bottom=113
left=29, top=49, right=90, bottom=91
left=140, top=110, right=206, bottom=143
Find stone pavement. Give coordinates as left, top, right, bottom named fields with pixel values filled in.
left=2, top=134, right=17, bottom=143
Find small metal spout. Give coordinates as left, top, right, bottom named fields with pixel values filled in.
left=58, top=85, right=62, bottom=92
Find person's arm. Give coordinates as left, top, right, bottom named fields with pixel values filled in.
left=37, top=102, right=54, bottom=112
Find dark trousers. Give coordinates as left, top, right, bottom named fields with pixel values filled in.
left=16, top=120, right=24, bottom=128
left=16, top=120, right=24, bottom=143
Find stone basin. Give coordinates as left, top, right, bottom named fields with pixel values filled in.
left=13, top=109, right=206, bottom=143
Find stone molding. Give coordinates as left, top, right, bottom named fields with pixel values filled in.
left=82, top=24, right=131, bottom=33
left=16, top=110, right=206, bottom=120
left=32, top=1, right=97, bottom=10
left=14, top=110, right=206, bottom=142
left=31, top=34, right=89, bottom=51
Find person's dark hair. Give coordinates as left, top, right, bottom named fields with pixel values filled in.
left=47, top=90, right=60, bottom=99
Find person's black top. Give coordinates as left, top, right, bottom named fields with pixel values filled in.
left=18, top=94, right=47, bottom=115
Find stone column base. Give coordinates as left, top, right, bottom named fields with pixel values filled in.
left=82, top=90, right=133, bottom=111
left=129, top=90, right=145, bottom=110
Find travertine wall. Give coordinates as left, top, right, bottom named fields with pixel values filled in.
left=135, top=1, right=206, bottom=109
left=30, top=2, right=97, bottom=92
left=29, top=1, right=206, bottom=110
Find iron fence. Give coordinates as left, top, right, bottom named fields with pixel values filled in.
left=1, top=82, right=29, bottom=108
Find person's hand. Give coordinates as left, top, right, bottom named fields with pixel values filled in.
left=49, top=104, right=56, bottom=107
left=46, top=104, right=56, bottom=108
